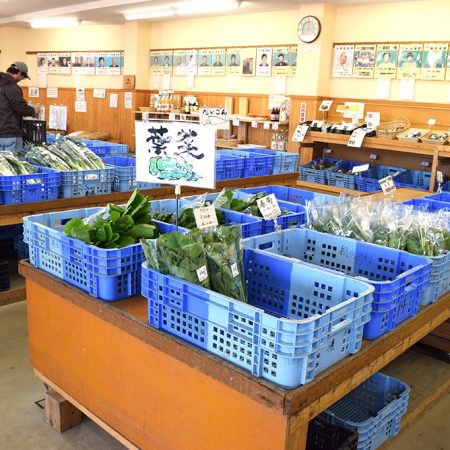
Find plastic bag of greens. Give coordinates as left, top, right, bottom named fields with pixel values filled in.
left=140, top=238, right=160, bottom=270
left=202, top=225, right=247, bottom=302
left=213, top=188, right=264, bottom=216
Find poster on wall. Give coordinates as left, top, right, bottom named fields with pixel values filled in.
left=173, top=50, right=186, bottom=76
left=272, top=47, right=290, bottom=76
left=241, top=48, right=255, bottom=77
left=82, top=52, right=96, bottom=74
left=420, top=43, right=447, bottom=81
left=211, top=48, right=226, bottom=76
left=288, top=45, right=298, bottom=76
left=37, top=53, right=48, bottom=73
left=135, top=121, right=216, bottom=189
left=186, top=49, right=198, bottom=75
left=96, top=53, right=109, bottom=75
left=160, top=51, right=173, bottom=75
left=397, top=44, right=422, bottom=79
left=352, top=44, right=376, bottom=78
left=198, top=49, right=212, bottom=76
left=226, top=48, right=241, bottom=76
left=256, top=47, right=272, bottom=77
left=150, top=51, right=164, bottom=75
left=375, top=44, right=399, bottom=78
left=446, top=54, right=450, bottom=81
left=58, top=53, right=71, bottom=74
left=71, top=52, right=85, bottom=74
left=47, top=53, right=60, bottom=74
left=331, top=44, right=354, bottom=78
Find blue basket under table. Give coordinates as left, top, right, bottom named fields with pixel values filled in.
left=328, top=162, right=376, bottom=191
left=142, top=248, right=373, bottom=388
left=299, top=158, right=342, bottom=185
left=243, top=228, right=431, bottom=339
left=321, top=372, right=410, bottom=450
left=217, top=150, right=274, bottom=177
left=355, top=165, right=407, bottom=193
left=239, top=148, right=299, bottom=174
left=215, top=153, right=245, bottom=181
left=0, top=166, right=60, bottom=205
left=395, top=170, right=435, bottom=191
left=425, top=192, right=450, bottom=203
left=83, top=140, right=128, bottom=157
left=23, top=207, right=177, bottom=301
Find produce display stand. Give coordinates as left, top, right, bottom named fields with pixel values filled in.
left=0, top=172, right=297, bottom=308
left=20, top=261, right=450, bottom=450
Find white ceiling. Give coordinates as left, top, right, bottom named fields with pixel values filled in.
left=0, top=0, right=414, bottom=27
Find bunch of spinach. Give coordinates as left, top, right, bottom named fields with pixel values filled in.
left=213, top=190, right=265, bottom=216
left=64, top=188, right=158, bottom=248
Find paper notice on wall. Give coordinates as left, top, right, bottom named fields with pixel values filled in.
left=28, top=87, right=40, bottom=98
left=151, top=75, right=160, bottom=90
left=227, top=75, right=237, bottom=90
left=74, top=101, right=87, bottom=113
left=93, top=88, right=106, bottom=99
left=162, top=74, right=171, bottom=89
left=124, top=92, right=133, bottom=109
left=73, top=72, right=81, bottom=88
left=76, top=87, right=85, bottom=101
left=49, top=105, right=67, bottom=130
left=187, top=74, right=195, bottom=88
left=275, top=76, right=287, bottom=94
left=375, top=78, right=391, bottom=99
left=399, top=78, right=415, bottom=100
left=38, top=72, right=47, bottom=88
left=109, top=93, right=118, bottom=108
left=46, top=87, right=58, bottom=99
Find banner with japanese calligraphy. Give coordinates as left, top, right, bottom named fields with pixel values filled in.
left=135, top=121, right=216, bottom=189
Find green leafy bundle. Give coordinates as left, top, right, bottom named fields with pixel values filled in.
left=64, top=188, right=158, bottom=248
left=213, top=189, right=266, bottom=216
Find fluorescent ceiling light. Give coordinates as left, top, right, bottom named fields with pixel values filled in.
left=124, top=7, right=176, bottom=20
left=29, top=18, right=80, bottom=28
left=177, top=0, right=240, bottom=15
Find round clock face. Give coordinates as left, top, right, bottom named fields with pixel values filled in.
left=298, top=16, right=321, bottom=43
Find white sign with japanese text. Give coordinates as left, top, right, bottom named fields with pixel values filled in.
left=257, top=194, right=281, bottom=220
left=194, top=206, right=219, bottom=230
left=199, top=107, right=230, bottom=130
left=379, top=175, right=396, bottom=195
left=135, top=120, right=216, bottom=189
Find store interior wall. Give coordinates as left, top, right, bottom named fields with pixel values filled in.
left=1, top=1, right=449, bottom=103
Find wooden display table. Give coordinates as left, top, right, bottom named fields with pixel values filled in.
left=20, top=262, right=450, bottom=450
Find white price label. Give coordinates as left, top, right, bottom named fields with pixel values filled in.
left=179, top=114, right=187, bottom=121
left=324, top=149, right=332, bottom=155
left=427, top=118, right=436, bottom=126
left=196, top=265, right=208, bottom=283
left=421, top=161, right=430, bottom=167
left=437, top=171, right=444, bottom=184
left=263, top=121, right=271, bottom=130
left=351, top=163, right=370, bottom=174
left=319, top=100, right=333, bottom=112
left=28, top=87, right=40, bottom=98
left=272, top=123, right=279, bottom=130
left=365, top=112, right=380, bottom=129
left=292, top=124, right=309, bottom=143
left=168, top=113, right=176, bottom=120
left=232, top=119, right=240, bottom=126
left=231, top=263, right=240, bottom=278
left=193, top=205, right=218, bottom=230
left=257, top=194, right=281, bottom=221
left=369, top=154, right=378, bottom=160
left=347, top=129, right=366, bottom=148
left=379, top=175, right=396, bottom=195
left=251, top=120, right=258, bottom=128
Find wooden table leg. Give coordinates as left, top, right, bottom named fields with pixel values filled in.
left=286, top=417, right=308, bottom=450
left=45, top=389, right=83, bottom=433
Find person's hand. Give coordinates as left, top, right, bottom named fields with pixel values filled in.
left=33, top=106, right=40, bottom=117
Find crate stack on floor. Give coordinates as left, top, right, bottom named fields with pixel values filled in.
left=20, top=182, right=450, bottom=448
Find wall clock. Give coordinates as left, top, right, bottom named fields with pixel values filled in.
left=297, top=16, right=321, bottom=43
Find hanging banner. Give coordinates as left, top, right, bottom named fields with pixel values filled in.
left=256, top=47, right=272, bottom=77
left=421, top=43, right=448, bottom=81
left=272, top=46, right=290, bottom=76
left=397, top=43, right=423, bottom=79
left=173, top=50, right=186, bottom=76
left=49, top=105, right=67, bottom=130
left=353, top=44, right=376, bottom=78
left=332, top=44, right=354, bottom=78
left=211, top=48, right=226, bottom=76
left=226, top=48, right=242, bottom=76
left=375, top=44, right=399, bottom=78
left=135, top=121, right=216, bottom=189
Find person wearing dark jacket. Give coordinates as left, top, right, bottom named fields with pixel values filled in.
left=0, top=62, right=37, bottom=153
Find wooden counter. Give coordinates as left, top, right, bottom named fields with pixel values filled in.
left=20, top=262, right=450, bottom=450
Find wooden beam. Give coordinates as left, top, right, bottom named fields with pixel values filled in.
left=0, top=287, right=26, bottom=307
left=45, top=389, right=83, bottom=433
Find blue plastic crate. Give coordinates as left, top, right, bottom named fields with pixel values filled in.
left=59, top=166, right=114, bottom=198
left=149, top=198, right=263, bottom=238
left=403, top=198, right=450, bottom=213
left=215, top=153, right=245, bottom=181
left=322, top=372, right=410, bottom=450
left=425, top=192, right=450, bottom=203
left=239, top=148, right=299, bottom=174
left=328, top=162, right=377, bottom=191
left=442, top=181, right=450, bottom=191
left=84, top=140, right=128, bottom=157
left=142, top=249, right=374, bottom=388
left=238, top=185, right=338, bottom=206
left=217, top=150, right=274, bottom=177
left=299, top=158, right=342, bottom=185
left=0, top=166, right=60, bottom=205
left=355, top=165, right=407, bottom=193
left=23, top=207, right=178, bottom=301
left=395, top=170, right=434, bottom=191
left=242, top=229, right=431, bottom=339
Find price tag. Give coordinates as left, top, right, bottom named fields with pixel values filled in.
left=28, top=87, right=40, bottom=98
left=251, top=120, right=258, bottom=128
left=347, top=129, right=366, bottom=148
left=179, top=114, right=187, bottom=121
left=323, top=149, right=332, bottom=155
left=319, top=100, right=333, bottom=112
left=257, top=194, right=281, bottom=221
left=369, top=154, right=378, bottom=160
left=272, top=123, right=279, bottom=130
left=292, top=124, right=309, bottom=142
left=263, top=121, right=271, bottom=130
left=196, top=265, right=208, bottom=283
left=379, top=175, right=396, bottom=195
left=427, top=118, right=436, bottom=126
left=365, top=112, right=380, bottom=129
left=437, top=170, right=444, bottom=184
left=232, top=119, right=240, bottom=126
left=351, top=163, right=370, bottom=174
left=421, top=161, right=430, bottom=168
left=168, top=113, right=176, bottom=120
left=231, top=263, right=240, bottom=278
left=193, top=205, right=218, bottom=230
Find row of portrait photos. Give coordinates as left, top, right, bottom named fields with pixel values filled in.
left=332, top=43, right=450, bottom=80
left=37, top=52, right=124, bottom=76
left=150, top=46, right=298, bottom=77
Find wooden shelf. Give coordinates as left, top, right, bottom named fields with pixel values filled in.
left=296, top=180, right=359, bottom=196
left=0, top=286, right=25, bottom=307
